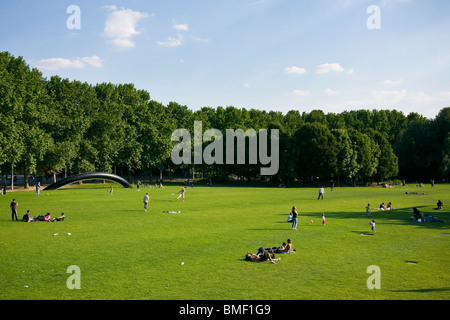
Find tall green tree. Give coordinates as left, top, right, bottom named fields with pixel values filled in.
left=43, top=76, right=96, bottom=180
left=332, top=129, right=358, bottom=183
left=348, top=129, right=380, bottom=182
left=293, top=122, right=338, bottom=180
left=0, top=52, right=51, bottom=188
left=368, top=129, right=398, bottom=180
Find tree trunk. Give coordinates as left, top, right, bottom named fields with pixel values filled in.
left=23, top=163, right=29, bottom=189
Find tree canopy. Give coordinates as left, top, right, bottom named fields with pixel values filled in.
left=1, top=52, right=449, bottom=186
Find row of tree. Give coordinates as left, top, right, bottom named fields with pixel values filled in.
left=1, top=52, right=449, bottom=187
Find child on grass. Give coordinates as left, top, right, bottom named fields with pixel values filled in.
left=370, top=220, right=376, bottom=233
left=177, top=187, right=186, bottom=201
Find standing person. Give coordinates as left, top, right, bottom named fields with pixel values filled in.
left=35, top=182, right=40, bottom=196
left=321, top=213, right=326, bottom=226
left=318, top=186, right=324, bottom=200
left=10, top=198, right=18, bottom=221
left=177, top=187, right=186, bottom=201
left=330, top=179, right=334, bottom=191
left=2, top=180, right=7, bottom=195
left=143, top=193, right=149, bottom=212
left=108, top=185, right=113, bottom=195
left=291, top=206, right=298, bottom=231
left=366, top=203, right=372, bottom=217
left=370, top=220, right=376, bottom=233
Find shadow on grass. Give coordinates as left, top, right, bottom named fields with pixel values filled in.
left=350, top=231, right=375, bottom=236
left=391, top=287, right=450, bottom=293
left=270, top=206, right=449, bottom=231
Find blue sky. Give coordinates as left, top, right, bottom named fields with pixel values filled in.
left=1, top=0, right=449, bottom=119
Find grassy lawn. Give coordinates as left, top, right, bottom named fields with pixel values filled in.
left=0, top=182, right=449, bottom=300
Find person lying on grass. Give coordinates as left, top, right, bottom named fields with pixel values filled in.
left=258, top=242, right=287, bottom=254
left=245, top=251, right=280, bottom=264
left=258, top=239, right=296, bottom=254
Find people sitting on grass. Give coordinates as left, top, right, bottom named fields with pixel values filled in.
left=412, top=207, right=425, bottom=222
left=25, top=212, right=65, bottom=222
left=436, top=200, right=443, bottom=210
left=52, top=213, right=65, bottom=222
left=281, top=238, right=295, bottom=253
left=22, top=210, right=31, bottom=222
left=287, top=213, right=292, bottom=222
left=378, top=202, right=394, bottom=211
left=411, top=207, right=444, bottom=223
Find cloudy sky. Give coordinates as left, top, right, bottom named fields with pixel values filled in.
left=1, top=0, right=449, bottom=119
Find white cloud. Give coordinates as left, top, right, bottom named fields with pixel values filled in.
left=192, top=36, right=210, bottom=43
left=383, top=78, right=403, bottom=85
left=324, top=88, right=341, bottom=96
left=35, top=56, right=104, bottom=71
left=284, top=66, right=307, bottom=75
left=345, top=68, right=354, bottom=74
left=173, top=22, right=189, bottom=31
left=157, top=34, right=184, bottom=47
left=243, top=82, right=250, bottom=88
left=315, top=63, right=346, bottom=74
left=103, top=6, right=149, bottom=48
left=293, top=90, right=310, bottom=97
left=439, top=91, right=450, bottom=99
left=316, top=89, right=443, bottom=119
left=371, top=90, right=433, bottom=105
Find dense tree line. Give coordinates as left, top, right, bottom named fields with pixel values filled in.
left=1, top=52, right=449, bottom=187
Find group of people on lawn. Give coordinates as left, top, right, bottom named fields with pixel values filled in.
left=10, top=198, right=65, bottom=222
left=245, top=238, right=296, bottom=264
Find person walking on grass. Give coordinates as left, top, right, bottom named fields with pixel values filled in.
left=143, top=193, right=149, bottom=212
left=10, top=198, right=18, bottom=221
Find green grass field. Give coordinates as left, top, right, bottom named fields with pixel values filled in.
left=0, top=182, right=449, bottom=300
